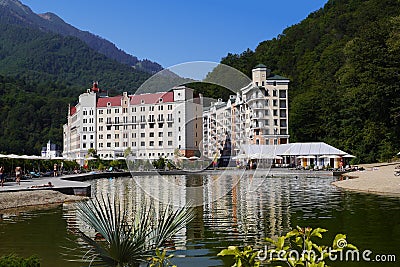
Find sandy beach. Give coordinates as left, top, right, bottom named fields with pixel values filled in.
left=0, top=190, right=86, bottom=211
left=332, top=162, right=400, bottom=196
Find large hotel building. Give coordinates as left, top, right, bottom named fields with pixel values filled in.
left=203, top=64, right=290, bottom=160
left=63, top=84, right=203, bottom=160
left=63, top=64, right=289, bottom=163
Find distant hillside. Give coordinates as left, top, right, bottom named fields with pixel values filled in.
left=0, top=23, right=151, bottom=93
left=219, top=0, right=400, bottom=163
left=0, top=0, right=162, bottom=73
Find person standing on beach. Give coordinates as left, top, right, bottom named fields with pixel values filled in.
left=0, top=166, right=4, bottom=187
left=15, top=166, right=21, bottom=185
left=53, top=163, right=58, bottom=177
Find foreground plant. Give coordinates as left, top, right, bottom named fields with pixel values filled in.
left=69, top=195, right=193, bottom=267
left=219, top=226, right=357, bottom=267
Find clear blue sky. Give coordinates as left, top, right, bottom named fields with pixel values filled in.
left=21, top=0, right=328, bottom=68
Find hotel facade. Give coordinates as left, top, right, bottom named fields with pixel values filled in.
left=63, top=84, right=203, bottom=160
left=203, top=64, right=290, bottom=161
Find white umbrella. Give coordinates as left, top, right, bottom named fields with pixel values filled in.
left=188, top=156, right=199, bottom=160
left=342, top=154, right=356, bottom=158
left=0, top=154, right=8, bottom=159
left=115, top=156, right=126, bottom=160
left=302, top=155, right=316, bottom=159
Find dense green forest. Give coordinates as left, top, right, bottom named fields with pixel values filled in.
left=0, top=24, right=150, bottom=93
left=0, top=0, right=162, bottom=73
left=0, top=23, right=152, bottom=154
left=0, top=75, right=74, bottom=154
left=219, top=0, right=400, bottom=163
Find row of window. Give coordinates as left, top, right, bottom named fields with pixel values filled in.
left=82, top=110, right=94, bottom=116
left=98, top=132, right=174, bottom=139
left=98, top=104, right=173, bottom=115
left=97, top=141, right=174, bottom=148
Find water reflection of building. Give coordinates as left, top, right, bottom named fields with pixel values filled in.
left=65, top=174, right=293, bottom=250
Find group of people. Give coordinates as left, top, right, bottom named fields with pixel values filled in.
left=0, top=166, right=24, bottom=187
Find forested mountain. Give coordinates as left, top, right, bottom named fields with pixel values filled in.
left=0, top=14, right=155, bottom=154
left=0, top=0, right=162, bottom=73
left=219, top=0, right=400, bottom=163
left=0, top=23, right=151, bottom=93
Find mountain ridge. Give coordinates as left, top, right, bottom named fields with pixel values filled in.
left=0, top=0, right=162, bottom=73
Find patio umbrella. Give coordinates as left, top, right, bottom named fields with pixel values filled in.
left=342, top=154, right=356, bottom=158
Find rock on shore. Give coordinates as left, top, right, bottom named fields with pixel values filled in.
left=0, top=190, right=86, bottom=210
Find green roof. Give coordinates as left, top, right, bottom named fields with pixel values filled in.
left=254, top=64, right=267, bottom=69
left=266, top=74, right=290, bottom=80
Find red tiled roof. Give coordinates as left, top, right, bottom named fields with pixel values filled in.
left=97, top=96, right=123, bottom=107
left=130, top=92, right=174, bottom=105
left=70, top=106, right=77, bottom=116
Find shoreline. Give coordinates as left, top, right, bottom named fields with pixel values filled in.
left=332, top=162, right=400, bottom=196
left=0, top=190, right=86, bottom=211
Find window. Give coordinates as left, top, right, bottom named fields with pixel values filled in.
left=168, top=105, right=172, bottom=110
left=273, top=89, right=277, bottom=96
left=107, top=109, right=111, bottom=114
left=123, top=133, right=128, bottom=138
left=99, top=110, right=103, bottom=114
left=256, top=139, right=260, bottom=145
left=90, top=143, right=94, bottom=148
left=168, top=132, right=172, bottom=137
left=132, top=133, right=136, bottom=138
left=158, top=123, right=163, bottom=128
left=168, top=123, right=172, bottom=128
left=273, top=100, right=278, bottom=106
left=141, top=133, right=145, bottom=138
left=168, top=141, right=173, bottom=146
left=115, top=117, right=119, bottom=124
left=141, top=124, right=145, bottom=129
left=141, top=141, right=145, bottom=146
left=158, top=132, right=163, bottom=137
left=115, top=126, right=119, bottom=130
left=178, top=136, right=181, bottom=141
left=107, top=143, right=111, bottom=148
left=150, top=132, right=154, bottom=137
left=107, top=117, right=111, bottom=124
left=83, top=119, right=87, bottom=123
left=83, top=135, right=87, bottom=140
left=99, top=118, right=103, bottom=123
left=115, top=134, right=119, bottom=139
left=107, top=134, right=111, bottom=139
left=107, top=126, right=111, bottom=131
left=149, top=141, right=154, bottom=146
left=83, top=110, right=87, bottom=115
left=115, top=108, right=119, bottom=113
left=274, top=119, right=278, bottom=126
left=123, top=142, right=128, bottom=147
left=132, top=107, right=136, bottom=112
left=99, top=134, right=103, bottom=139
left=115, top=142, right=119, bottom=147
left=158, top=141, right=163, bottom=146
left=99, top=143, right=103, bottom=148
left=132, top=142, right=136, bottom=147
left=90, top=135, right=94, bottom=139
left=82, top=143, right=86, bottom=148
left=99, top=126, right=103, bottom=131
left=273, top=110, right=278, bottom=116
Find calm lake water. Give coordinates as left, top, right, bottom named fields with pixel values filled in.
left=0, top=172, right=399, bottom=266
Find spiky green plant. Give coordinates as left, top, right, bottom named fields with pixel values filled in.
left=70, top=195, right=193, bottom=267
